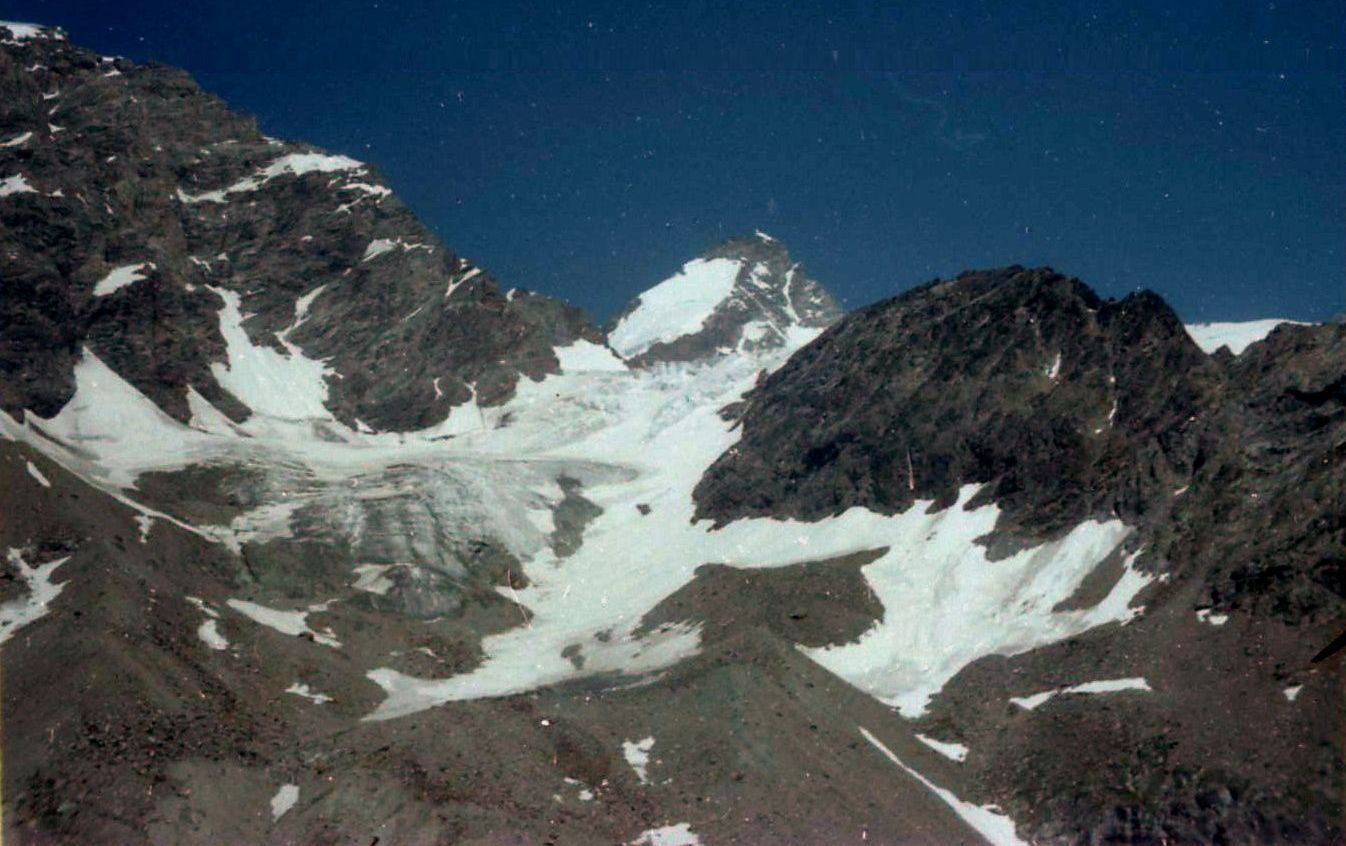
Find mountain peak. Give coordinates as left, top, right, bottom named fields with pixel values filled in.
left=607, top=234, right=841, bottom=364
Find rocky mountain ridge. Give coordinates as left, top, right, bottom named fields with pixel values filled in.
left=0, top=21, right=598, bottom=433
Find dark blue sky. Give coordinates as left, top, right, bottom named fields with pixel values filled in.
left=10, top=1, right=1344, bottom=322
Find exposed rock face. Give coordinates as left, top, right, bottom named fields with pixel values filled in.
left=695, top=266, right=1225, bottom=535
left=0, top=23, right=598, bottom=431
left=608, top=232, right=841, bottom=365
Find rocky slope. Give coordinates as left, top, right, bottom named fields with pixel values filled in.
left=2, top=20, right=1341, bottom=846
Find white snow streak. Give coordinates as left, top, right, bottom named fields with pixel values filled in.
left=362, top=237, right=430, bottom=262
left=859, top=726, right=1026, bottom=846
left=178, top=152, right=364, bottom=203
left=1010, top=677, right=1152, bottom=711
left=25, top=460, right=50, bottom=488
left=915, top=733, right=970, bottom=763
left=352, top=564, right=395, bottom=595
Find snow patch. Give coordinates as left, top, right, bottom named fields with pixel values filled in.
left=801, top=498, right=1148, bottom=718
left=186, top=596, right=230, bottom=650
left=609, top=257, right=742, bottom=358
left=25, top=460, right=50, bottom=487
left=915, top=733, right=969, bottom=762
left=1010, top=677, right=1152, bottom=711
left=1185, top=320, right=1306, bottom=355
left=135, top=513, right=153, bottom=543
left=445, top=266, right=482, bottom=299
left=0, top=549, right=68, bottom=645
left=290, top=285, right=327, bottom=328
left=1, top=131, right=33, bottom=148
left=269, top=784, right=299, bottom=820
left=1283, top=684, right=1302, bottom=702
left=860, top=727, right=1026, bottom=846
left=339, top=181, right=391, bottom=198
left=0, top=174, right=37, bottom=197
left=631, top=823, right=702, bottom=846
left=1195, top=608, right=1229, bottom=626
left=361, top=237, right=430, bottom=262
left=198, top=619, right=229, bottom=650
left=208, top=287, right=332, bottom=420
left=623, top=736, right=655, bottom=783
left=226, top=599, right=340, bottom=648
left=93, top=262, right=154, bottom=297
left=24, top=348, right=222, bottom=488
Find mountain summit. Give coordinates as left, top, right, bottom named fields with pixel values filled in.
left=608, top=232, right=841, bottom=364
